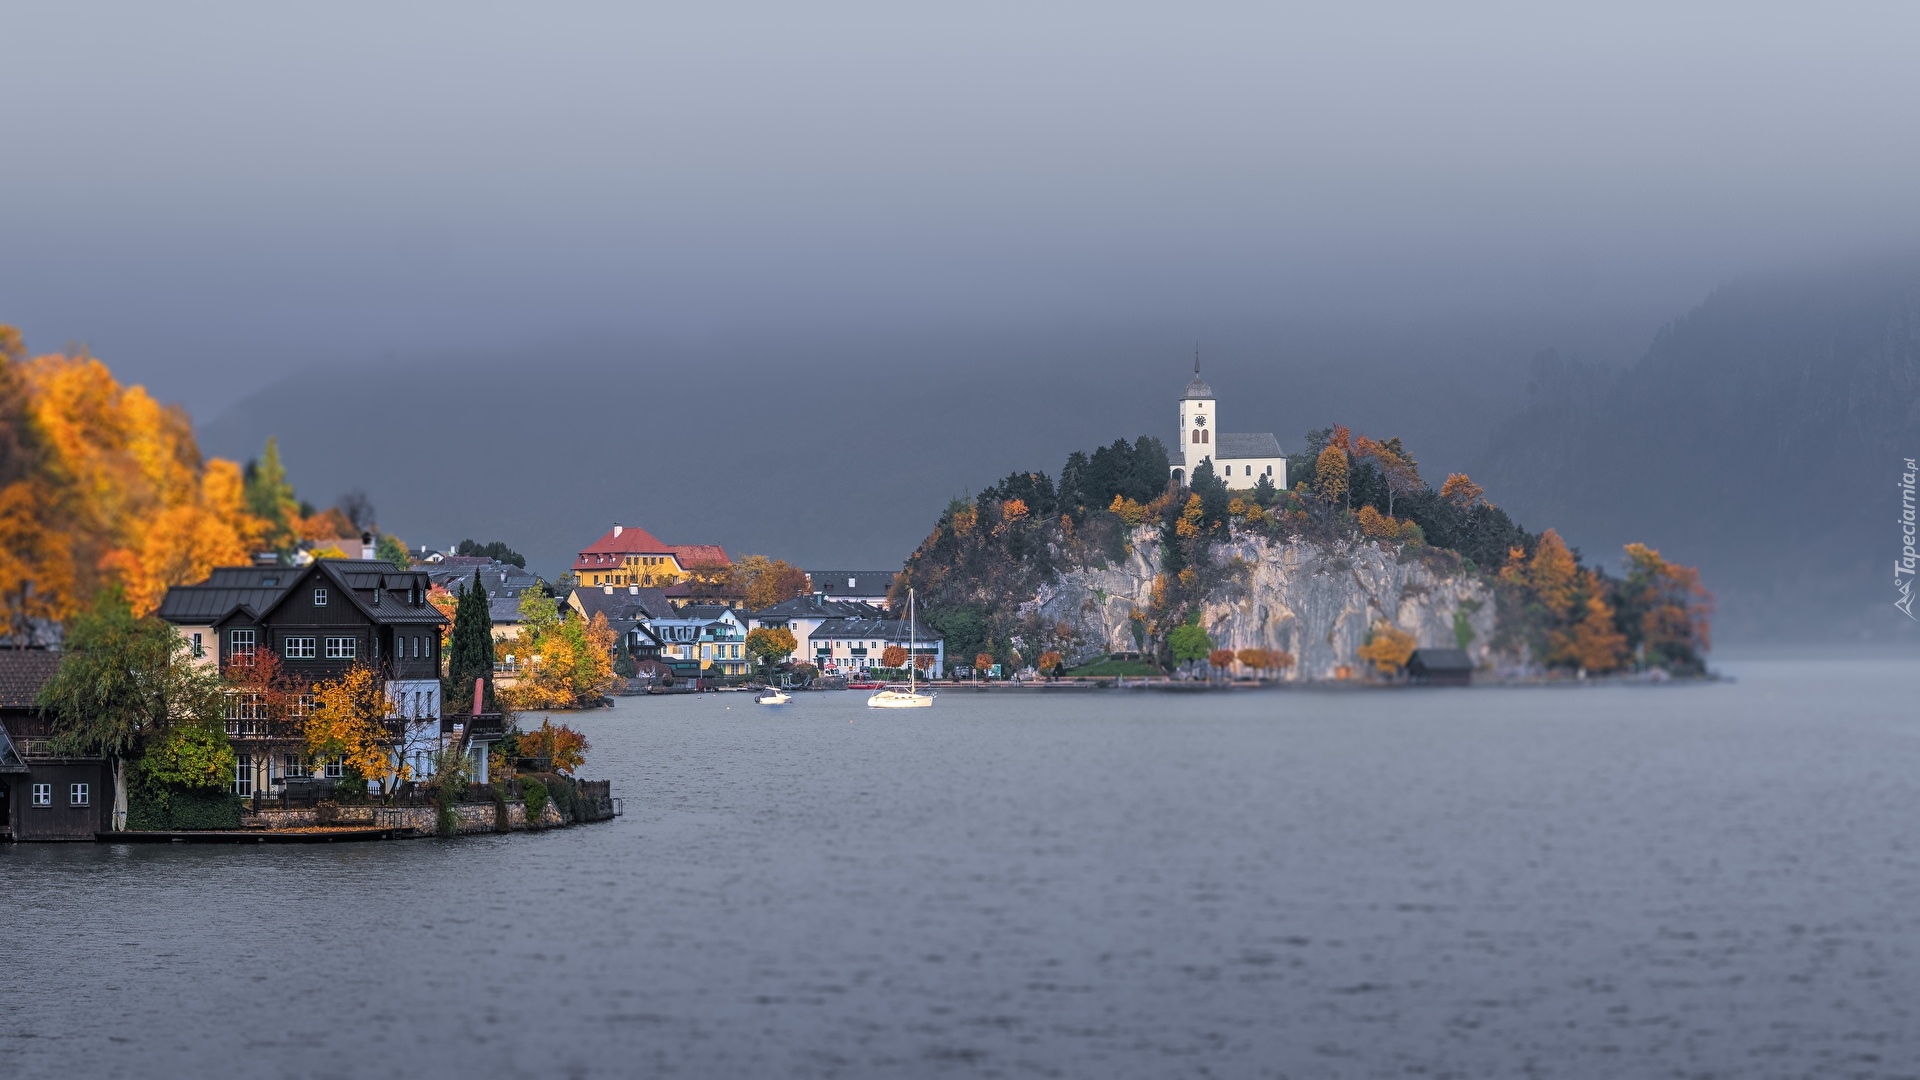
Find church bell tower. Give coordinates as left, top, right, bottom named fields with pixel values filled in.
left=1179, top=351, right=1216, bottom=468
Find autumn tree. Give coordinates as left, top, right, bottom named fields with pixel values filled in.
left=881, top=644, right=909, bottom=669
left=1037, top=650, right=1064, bottom=677
left=501, top=589, right=613, bottom=709
left=1527, top=529, right=1580, bottom=619
left=1208, top=647, right=1237, bottom=678
left=1617, top=544, right=1713, bottom=673
left=1315, top=445, right=1349, bottom=509
left=1554, top=571, right=1629, bottom=673
left=732, top=555, right=811, bottom=610
left=375, top=533, right=411, bottom=568
left=1439, top=472, right=1486, bottom=510
left=1356, top=623, right=1417, bottom=677
left=39, top=590, right=230, bottom=829
left=974, top=651, right=995, bottom=675
left=518, top=718, right=590, bottom=775
left=746, top=625, right=798, bottom=670
left=305, top=662, right=405, bottom=798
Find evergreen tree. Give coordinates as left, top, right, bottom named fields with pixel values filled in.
left=445, top=572, right=495, bottom=712
left=1190, top=459, right=1231, bottom=529
left=243, top=437, right=299, bottom=552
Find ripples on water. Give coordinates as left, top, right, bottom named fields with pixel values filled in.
left=5, top=658, right=1919, bottom=1078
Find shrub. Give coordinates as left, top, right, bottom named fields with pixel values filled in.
left=519, top=776, right=551, bottom=824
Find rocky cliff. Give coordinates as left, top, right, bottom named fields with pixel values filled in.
left=1025, top=527, right=1496, bottom=679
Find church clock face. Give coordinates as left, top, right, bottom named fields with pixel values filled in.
left=1194, top=414, right=1207, bottom=427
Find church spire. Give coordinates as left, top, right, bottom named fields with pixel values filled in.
left=1194, top=344, right=1201, bottom=375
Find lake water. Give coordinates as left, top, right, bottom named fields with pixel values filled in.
left=6, top=658, right=1920, bottom=1079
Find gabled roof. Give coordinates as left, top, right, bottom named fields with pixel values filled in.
left=1409, top=648, right=1473, bottom=671
left=809, top=570, right=896, bottom=598
left=157, top=560, right=448, bottom=629
left=673, top=603, right=740, bottom=623
left=0, top=649, right=63, bottom=710
left=669, top=544, right=729, bottom=567
left=570, top=586, right=675, bottom=623
left=1216, top=432, right=1283, bottom=459
left=575, top=524, right=672, bottom=557
left=749, top=595, right=878, bottom=621
left=811, top=617, right=939, bottom=643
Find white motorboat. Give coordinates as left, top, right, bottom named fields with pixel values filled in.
left=867, top=589, right=934, bottom=709
left=754, top=688, right=792, bottom=705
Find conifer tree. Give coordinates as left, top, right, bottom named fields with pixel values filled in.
left=446, top=572, right=495, bottom=712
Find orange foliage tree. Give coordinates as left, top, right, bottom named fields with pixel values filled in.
left=304, top=662, right=407, bottom=798
left=1357, top=623, right=1417, bottom=676
left=1527, top=529, right=1580, bottom=619
left=881, top=644, right=909, bottom=669
left=1619, top=544, right=1713, bottom=673
left=1439, top=473, right=1486, bottom=509
left=518, top=718, right=590, bottom=775
left=0, top=336, right=267, bottom=631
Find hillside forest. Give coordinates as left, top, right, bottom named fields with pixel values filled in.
left=896, top=428, right=1712, bottom=679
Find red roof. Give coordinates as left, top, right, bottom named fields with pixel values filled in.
left=669, top=544, right=730, bottom=568
left=570, top=526, right=729, bottom=573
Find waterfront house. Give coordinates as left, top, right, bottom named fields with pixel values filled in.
left=809, top=617, right=945, bottom=678
left=0, top=649, right=111, bottom=841
left=1408, top=648, right=1474, bottom=686
left=646, top=604, right=749, bottom=676
left=806, top=570, right=897, bottom=606
left=156, top=559, right=449, bottom=797
left=745, top=594, right=886, bottom=666
left=571, top=522, right=731, bottom=589
left=569, top=585, right=673, bottom=664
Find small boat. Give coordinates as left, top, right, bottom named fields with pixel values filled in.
left=754, top=687, right=792, bottom=705
left=868, top=589, right=934, bottom=709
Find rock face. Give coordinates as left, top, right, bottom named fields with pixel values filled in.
left=1026, top=528, right=1497, bottom=679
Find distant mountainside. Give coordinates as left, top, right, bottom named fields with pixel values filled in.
left=1479, top=257, right=1920, bottom=640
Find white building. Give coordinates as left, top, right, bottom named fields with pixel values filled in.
left=1168, top=359, right=1286, bottom=492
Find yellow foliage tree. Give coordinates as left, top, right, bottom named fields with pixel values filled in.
left=1440, top=472, right=1486, bottom=509
left=1356, top=623, right=1417, bottom=676
left=1357, top=505, right=1403, bottom=540
left=0, top=341, right=270, bottom=625
left=305, top=662, right=404, bottom=797
left=1315, top=445, right=1349, bottom=507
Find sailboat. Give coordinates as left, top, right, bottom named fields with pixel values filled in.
left=867, top=588, right=934, bottom=709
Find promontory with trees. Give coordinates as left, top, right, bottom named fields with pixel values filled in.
left=895, top=427, right=1711, bottom=682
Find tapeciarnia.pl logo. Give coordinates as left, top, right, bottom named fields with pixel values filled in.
left=1900, top=457, right=1917, bottom=619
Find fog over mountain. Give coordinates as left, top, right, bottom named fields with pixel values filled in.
left=6, top=3, right=1920, bottom=642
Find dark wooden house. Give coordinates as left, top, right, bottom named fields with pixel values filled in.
left=155, top=558, right=448, bottom=796
left=1407, top=648, right=1474, bottom=686
left=0, top=648, right=112, bottom=841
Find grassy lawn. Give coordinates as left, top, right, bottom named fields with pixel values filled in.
left=1062, top=658, right=1164, bottom=677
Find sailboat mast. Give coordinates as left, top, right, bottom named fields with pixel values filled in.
left=908, top=589, right=915, bottom=692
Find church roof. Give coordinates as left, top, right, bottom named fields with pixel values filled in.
left=1217, top=432, right=1283, bottom=458
left=1182, top=374, right=1214, bottom=399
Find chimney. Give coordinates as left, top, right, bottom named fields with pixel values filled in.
left=361, top=531, right=376, bottom=560
left=613, top=523, right=623, bottom=537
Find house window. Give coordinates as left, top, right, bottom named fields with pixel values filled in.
left=283, top=753, right=307, bottom=778
left=290, top=693, right=314, bottom=719
left=412, top=636, right=421, bottom=659
left=1266, top=465, right=1273, bottom=475
left=325, top=637, right=357, bottom=660
left=69, top=783, right=89, bottom=806
left=372, top=588, right=380, bottom=606
left=31, top=783, right=51, bottom=807
left=192, top=632, right=204, bottom=658
left=284, top=636, right=317, bottom=659
left=234, top=754, right=253, bottom=796
left=1191, top=430, right=1200, bottom=444
left=230, top=629, right=256, bottom=658
left=314, top=588, right=328, bottom=606
left=324, top=756, right=343, bottom=779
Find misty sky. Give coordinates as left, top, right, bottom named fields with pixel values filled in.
left=4, top=2, right=1920, bottom=592
left=6, top=2, right=1918, bottom=418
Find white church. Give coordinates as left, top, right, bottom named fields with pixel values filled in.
left=1169, top=359, right=1287, bottom=491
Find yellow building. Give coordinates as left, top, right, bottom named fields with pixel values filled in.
left=570, top=523, right=729, bottom=588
